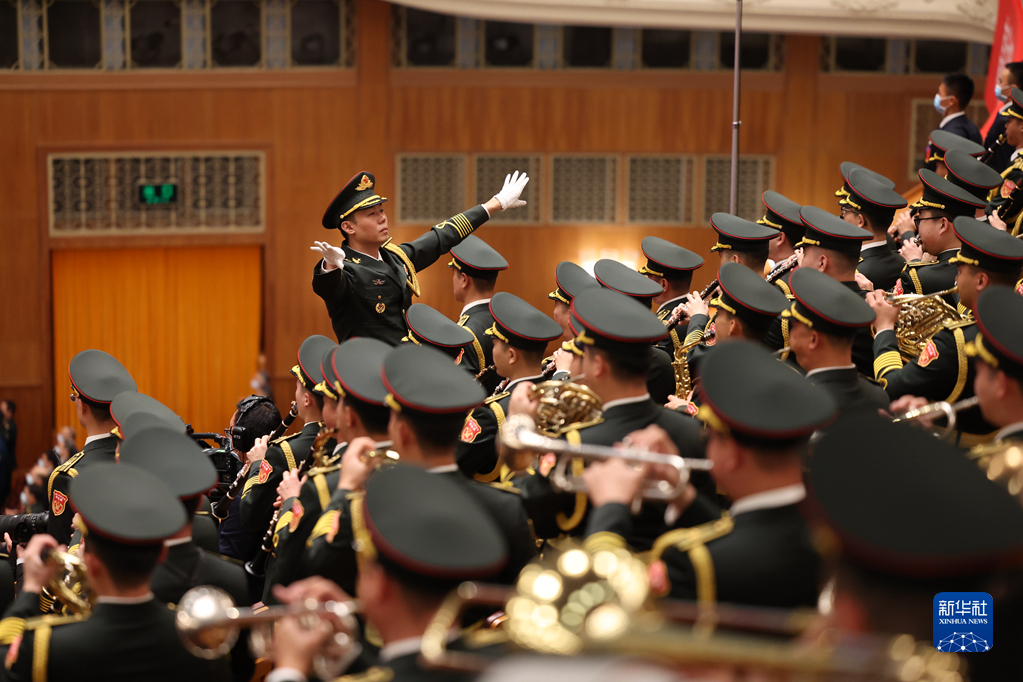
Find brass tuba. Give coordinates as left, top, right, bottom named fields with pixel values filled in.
left=44, top=549, right=94, bottom=615
left=528, top=380, right=603, bottom=436
left=887, top=287, right=963, bottom=359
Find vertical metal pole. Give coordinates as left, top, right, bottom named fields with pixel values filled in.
left=728, top=0, right=743, bottom=215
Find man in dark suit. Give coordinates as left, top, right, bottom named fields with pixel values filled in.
left=839, top=168, right=907, bottom=292
left=449, top=235, right=508, bottom=394
left=48, top=350, right=137, bottom=545
left=983, top=61, right=1023, bottom=173
left=924, top=72, right=982, bottom=173
left=311, top=170, right=528, bottom=347
left=0, top=464, right=230, bottom=681
left=120, top=425, right=254, bottom=681
left=784, top=268, right=889, bottom=416
left=582, top=341, right=836, bottom=610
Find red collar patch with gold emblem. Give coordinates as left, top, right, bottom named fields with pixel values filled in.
left=461, top=416, right=482, bottom=443
left=918, top=340, right=940, bottom=367
left=1001, top=179, right=1017, bottom=198
left=258, top=459, right=273, bottom=484
left=52, top=490, right=68, bottom=516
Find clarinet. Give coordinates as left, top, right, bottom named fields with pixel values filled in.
left=211, top=402, right=298, bottom=520
left=766, top=254, right=798, bottom=284
left=980, top=134, right=1007, bottom=165
left=475, top=364, right=495, bottom=381
left=244, top=425, right=335, bottom=577
left=662, top=279, right=719, bottom=330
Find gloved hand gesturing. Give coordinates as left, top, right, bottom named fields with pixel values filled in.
left=310, top=241, right=346, bottom=272
left=492, top=171, right=530, bottom=210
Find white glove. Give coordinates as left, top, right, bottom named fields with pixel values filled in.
left=311, top=241, right=346, bottom=271
left=492, top=170, right=529, bottom=210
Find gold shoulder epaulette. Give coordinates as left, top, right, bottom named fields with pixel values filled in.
left=484, top=391, right=510, bottom=405
left=906, top=259, right=940, bottom=268
left=555, top=416, right=604, bottom=435
left=332, top=665, right=395, bottom=682
left=382, top=242, right=420, bottom=297
left=270, top=431, right=301, bottom=445
left=307, top=464, right=342, bottom=477
left=649, top=514, right=735, bottom=563
left=485, top=481, right=520, bottom=495
left=23, top=612, right=86, bottom=630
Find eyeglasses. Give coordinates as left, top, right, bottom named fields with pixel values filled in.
left=69, top=387, right=79, bottom=403
left=912, top=215, right=943, bottom=229
left=840, top=206, right=860, bottom=218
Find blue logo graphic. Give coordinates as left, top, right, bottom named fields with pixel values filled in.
left=934, top=592, right=992, bottom=652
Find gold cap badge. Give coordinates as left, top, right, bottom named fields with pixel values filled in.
left=356, top=175, right=373, bottom=191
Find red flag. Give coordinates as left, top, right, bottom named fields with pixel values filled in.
left=983, top=0, right=1023, bottom=137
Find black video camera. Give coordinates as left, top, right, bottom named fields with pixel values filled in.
left=188, top=429, right=242, bottom=505
left=0, top=512, right=50, bottom=544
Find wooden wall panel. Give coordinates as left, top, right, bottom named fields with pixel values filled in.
left=0, top=0, right=971, bottom=467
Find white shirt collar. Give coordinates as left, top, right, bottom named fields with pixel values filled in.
left=164, top=535, right=193, bottom=547
left=427, top=464, right=459, bottom=474
left=505, top=375, right=544, bottom=393
left=379, top=637, right=424, bottom=662
left=939, top=110, right=965, bottom=128
left=939, top=248, right=959, bottom=257
left=96, top=593, right=155, bottom=605
left=804, top=364, right=856, bottom=379
left=601, top=394, right=651, bottom=411
left=347, top=245, right=382, bottom=262
left=729, top=483, right=806, bottom=517
left=860, top=240, right=887, bottom=252
left=658, top=294, right=688, bottom=313
left=332, top=441, right=349, bottom=456
left=1013, top=149, right=1021, bottom=163
left=84, top=432, right=114, bottom=446
left=460, top=299, right=491, bottom=317
left=995, top=421, right=1023, bottom=441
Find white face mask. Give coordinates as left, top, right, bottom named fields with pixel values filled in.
left=25, top=473, right=34, bottom=486
left=996, top=82, right=1010, bottom=102
left=20, top=491, right=27, bottom=506
left=934, top=93, right=951, bottom=115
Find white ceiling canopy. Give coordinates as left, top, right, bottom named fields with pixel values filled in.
left=393, top=0, right=997, bottom=44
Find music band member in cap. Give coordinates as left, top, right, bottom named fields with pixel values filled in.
left=401, top=303, right=475, bottom=367
left=509, top=288, right=705, bottom=547
left=783, top=268, right=890, bottom=416
left=583, top=342, right=837, bottom=609
left=456, top=292, right=562, bottom=481
left=240, top=336, right=336, bottom=534
left=121, top=425, right=255, bottom=681
left=965, top=286, right=1023, bottom=445
left=311, top=170, right=528, bottom=346
left=48, top=350, right=137, bottom=545
left=449, top=235, right=509, bottom=394
left=269, top=466, right=508, bottom=682
left=637, top=236, right=704, bottom=357
left=306, top=344, right=535, bottom=594
left=0, top=463, right=231, bottom=681
left=758, top=190, right=805, bottom=296
left=894, top=168, right=985, bottom=298
left=839, top=168, right=907, bottom=292
left=987, top=86, right=1023, bottom=233
left=868, top=217, right=1023, bottom=442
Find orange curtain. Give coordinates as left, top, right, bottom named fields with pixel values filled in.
left=52, top=246, right=263, bottom=450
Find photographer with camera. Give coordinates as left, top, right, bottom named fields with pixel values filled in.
left=218, top=395, right=281, bottom=562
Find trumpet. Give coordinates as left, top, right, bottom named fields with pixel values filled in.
left=43, top=548, right=94, bottom=615
left=891, top=396, right=979, bottom=438
left=359, top=440, right=400, bottom=468
left=500, top=414, right=711, bottom=504
left=883, top=286, right=958, bottom=306
left=176, top=585, right=362, bottom=679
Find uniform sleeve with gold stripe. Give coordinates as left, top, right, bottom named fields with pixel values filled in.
left=398, top=204, right=491, bottom=275
left=872, top=327, right=968, bottom=403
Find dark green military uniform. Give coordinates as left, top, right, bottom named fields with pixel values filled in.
left=986, top=87, right=1023, bottom=234
left=48, top=350, right=137, bottom=545
left=313, top=172, right=493, bottom=346
left=586, top=342, right=836, bottom=609
left=2, top=462, right=231, bottom=682
left=838, top=167, right=908, bottom=293
left=449, top=235, right=509, bottom=394
left=457, top=375, right=542, bottom=480
left=636, top=236, right=704, bottom=358
left=758, top=190, right=805, bottom=297
left=402, top=303, right=475, bottom=366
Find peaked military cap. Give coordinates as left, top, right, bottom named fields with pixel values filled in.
left=842, top=168, right=908, bottom=224
left=111, top=392, right=185, bottom=440
left=549, top=261, right=600, bottom=305
left=696, top=341, right=837, bottom=439
left=448, top=235, right=509, bottom=279
left=809, top=413, right=1023, bottom=577
left=403, top=303, right=474, bottom=363
left=1002, top=86, right=1023, bottom=122
left=291, top=335, right=337, bottom=394
left=910, top=169, right=986, bottom=217
left=71, top=462, right=187, bottom=544
left=950, top=216, right=1023, bottom=274
left=926, top=129, right=985, bottom=164
left=638, top=236, right=703, bottom=280
left=120, top=425, right=218, bottom=500
left=570, top=288, right=667, bottom=353
left=943, top=149, right=1003, bottom=201
left=758, top=191, right=805, bottom=243
left=329, top=337, right=391, bottom=406
left=836, top=162, right=895, bottom=200
left=783, top=267, right=875, bottom=337
left=362, top=466, right=507, bottom=587
left=710, top=213, right=779, bottom=253
left=322, top=171, right=388, bottom=230
left=969, top=285, right=1023, bottom=379
left=69, top=350, right=137, bottom=404
left=316, top=344, right=342, bottom=401
left=798, top=206, right=872, bottom=254
left=594, top=259, right=663, bottom=304
left=382, top=344, right=486, bottom=415
left=710, top=261, right=789, bottom=328
left=486, top=292, right=562, bottom=353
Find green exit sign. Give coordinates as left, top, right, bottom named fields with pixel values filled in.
left=138, top=183, right=178, bottom=205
